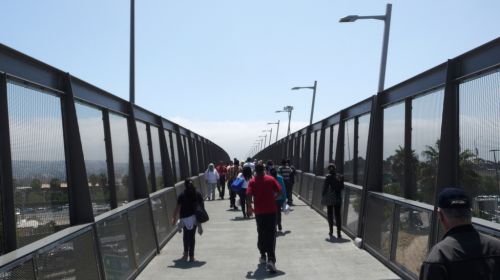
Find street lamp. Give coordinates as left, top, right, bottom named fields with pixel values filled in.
left=263, top=129, right=272, bottom=146
left=130, top=0, right=135, bottom=103
left=267, top=121, right=280, bottom=142
left=276, top=106, right=294, bottom=136
left=259, top=135, right=267, bottom=149
left=257, top=138, right=264, bottom=151
left=291, top=80, right=317, bottom=125
left=340, top=3, right=392, bottom=93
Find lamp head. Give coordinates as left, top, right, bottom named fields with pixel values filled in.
left=339, top=15, right=358, bottom=22
left=291, top=87, right=301, bottom=90
left=275, top=110, right=283, bottom=113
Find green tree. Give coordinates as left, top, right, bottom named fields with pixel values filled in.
left=88, top=174, right=98, bottom=187
left=49, top=178, right=61, bottom=191
left=459, top=149, right=481, bottom=198
left=30, top=178, right=42, bottom=192
left=98, top=173, right=108, bottom=188
left=418, top=141, right=440, bottom=204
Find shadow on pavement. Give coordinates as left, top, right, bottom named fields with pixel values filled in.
left=168, top=259, right=207, bottom=269
left=245, top=264, right=286, bottom=279
left=231, top=216, right=254, bottom=221
left=324, top=236, right=350, bottom=244
left=276, top=230, right=292, bottom=237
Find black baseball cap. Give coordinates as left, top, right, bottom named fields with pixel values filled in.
left=437, top=188, right=471, bottom=209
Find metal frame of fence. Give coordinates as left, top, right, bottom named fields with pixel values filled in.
left=255, top=37, right=500, bottom=279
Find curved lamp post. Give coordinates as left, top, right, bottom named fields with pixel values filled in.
left=291, top=80, right=317, bottom=125
left=340, top=3, right=392, bottom=93
left=276, top=106, right=294, bottom=137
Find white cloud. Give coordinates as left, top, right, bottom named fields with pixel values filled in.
left=169, top=117, right=308, bottom=161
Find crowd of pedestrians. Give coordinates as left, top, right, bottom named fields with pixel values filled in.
left=171, top=156, right=500, bottom=279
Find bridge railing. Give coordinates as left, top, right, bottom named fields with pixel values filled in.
left=257, top=37, right=500, bottom=279
left=0, top=174, right=208, bottom=279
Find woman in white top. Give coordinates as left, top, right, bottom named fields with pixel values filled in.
left=237, top=166, right=253, bottom=218
left=204, top=163, right=219, bottom=200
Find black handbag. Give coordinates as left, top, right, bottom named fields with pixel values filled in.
left=195, top=203, right=209, bottom=223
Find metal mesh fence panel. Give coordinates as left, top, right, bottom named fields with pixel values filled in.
left=150, top=126, right=164, bottom=190
left=109, top=113, right=131, bottom=207
left=136, top=121, right=152, bottom=194
left=75, top=102, right=111, bottom=216
left=459, top=69, right=500, bottom=224
left=36, top=230, right=100, bottom=280
left=0, top=260, right=35, bottom=280
left=150, top=195, right=169, bottom=246
left=174, top=181, right=184, bottom=197
left=293, top=171, right=301, bottom=197
left=312, top=176, right=325, bottom=212
left=343, top=187, right=362, bottom=235
left=96, top=214, right=136, bottom=280
left=7, top=81, right=70, bottom=247
left=164, top=188, right=178, bottom=228
left=364, top=194, right=395, bottom=259
left=306, top=174, right=315, bottom=204
left=394, top=206, right=432, bottom=277
left=127, top=203, right=156, bottom=267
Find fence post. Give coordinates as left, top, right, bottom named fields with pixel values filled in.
left=62, top=73, right=94, bottom=225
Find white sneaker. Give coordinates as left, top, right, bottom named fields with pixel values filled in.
left=266, top=261, right=276, bottom=273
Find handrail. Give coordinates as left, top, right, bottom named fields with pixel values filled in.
left=0, top=223, right=92, bottom=270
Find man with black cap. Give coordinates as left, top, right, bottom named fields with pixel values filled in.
left=419, top=187, right=500, bottom=280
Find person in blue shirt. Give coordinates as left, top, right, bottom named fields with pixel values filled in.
left=269, top=168, right=287, bottom=232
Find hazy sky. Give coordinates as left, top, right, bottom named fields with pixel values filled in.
left=1, top=1, right=499, bottom=160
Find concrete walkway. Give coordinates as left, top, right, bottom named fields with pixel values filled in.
left=137, top=196, right=400, bottom=280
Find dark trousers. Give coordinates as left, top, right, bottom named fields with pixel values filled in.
left=217, top=175, right=226, bottom=198
left=276, top=201, right=283, bottom=230
left=183, top=226, right=197, bottom=257
left=285, top=181, right=294, bottom=204
left=327, top=205, right=342, bottom=234
left=238, top=189, right=247, bottom=217
left=228, top=179, right=236, bottom=207
left=256, top=213, right=277, bottom=263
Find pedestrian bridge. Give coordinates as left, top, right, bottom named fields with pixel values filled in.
left=0, top=36, right=500, bottom=280
left=137, top=191, right=399, bottom=280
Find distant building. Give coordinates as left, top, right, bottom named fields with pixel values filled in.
left=41, top=183, right=50, bottom=189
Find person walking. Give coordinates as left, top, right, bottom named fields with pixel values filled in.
left=269, top=168, right=287, bottom=232
left=237, top=165, right=252, bottom=218
left=278, top=159, right=296, bottom=206
left=246, top=163, right=282, bottom=273
left=204, top=163, right=219, bottom=200
left=419, top=188, right=500, bottom=280
left=171, top=179, right=205, bottom=262
left=227, top=159, right=241, bottom=210
left=321, top=163, right=344, bottom=238
left=216, top=161, right=228, bottom=199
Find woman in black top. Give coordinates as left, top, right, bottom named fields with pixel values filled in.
left=171, top=179, right=204, bottom=261
left=321, top=163, right=344, bottom=238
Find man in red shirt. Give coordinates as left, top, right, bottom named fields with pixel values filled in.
left=246, top=163, right=282, bottom=273
left=216, top=161, right=228, bottom=199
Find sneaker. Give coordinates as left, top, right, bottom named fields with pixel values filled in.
left=278, top=224, right=282, bottom=231
left=188, top=256, right=196, bottom=262
left=266, top=261, right=277, bottom=273
left=259, top=255, right=267, bottom=264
